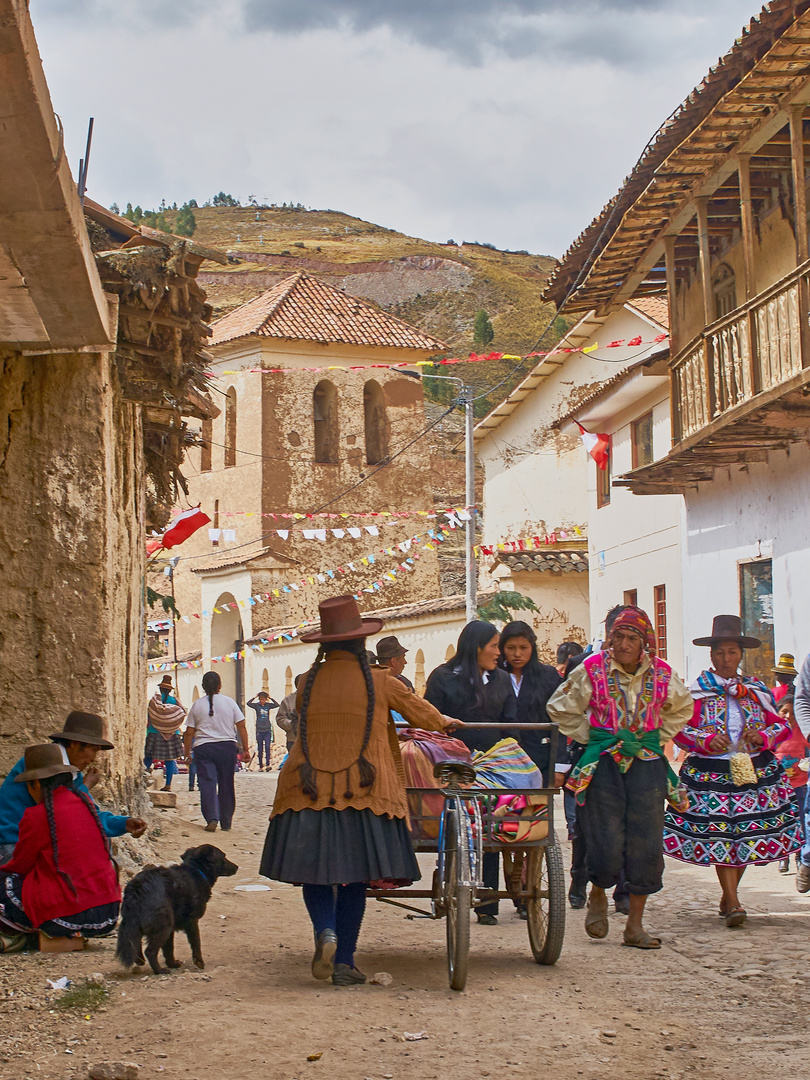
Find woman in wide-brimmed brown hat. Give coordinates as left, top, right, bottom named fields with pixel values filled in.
left=260, top=595, right=457, bottom=986
left=0, top=745, right=121, bottom=953
left=663, top=615, right=801, bottom=928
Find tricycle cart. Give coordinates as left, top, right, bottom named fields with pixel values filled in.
left=368, top=723, right=566, bottom=991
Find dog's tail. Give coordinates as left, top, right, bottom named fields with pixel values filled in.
left=115, top=890, right=142, bottom=968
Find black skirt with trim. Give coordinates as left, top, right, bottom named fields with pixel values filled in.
left=260, top=807, right=420, bottom=885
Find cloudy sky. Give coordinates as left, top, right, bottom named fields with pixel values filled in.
left=35, top=0, right=759, bottom=256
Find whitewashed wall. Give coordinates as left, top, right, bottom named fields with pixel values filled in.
left=681, top=441, right=810, bottom=684
left=582, top=380, right=686, bottom=676
left=477, top=306, right=668, bottom=544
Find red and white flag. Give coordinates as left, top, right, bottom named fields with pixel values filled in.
left=160, top=506, right=212, bottom=550
left=575, top=421, right=610, bottom=471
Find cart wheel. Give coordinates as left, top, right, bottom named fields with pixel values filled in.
left=526, top=841, right=566, bottom=965
left=443, top=805, right=471, bottom=991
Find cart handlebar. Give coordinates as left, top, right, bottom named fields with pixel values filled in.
left=456, top=722, right=557, bottom=730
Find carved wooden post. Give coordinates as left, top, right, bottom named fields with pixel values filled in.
left=664, top=235, right=681, bottom=444
left=696, top=198, right=716, bottom=419
left=789, top=106, right=810, bottom=371
left=738, top=153, right=760, bottom=395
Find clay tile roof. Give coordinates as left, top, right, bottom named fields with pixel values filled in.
left=497, top=550, right=589, bottom=575
left=210, top=271, right=448, bottom=352
left=627, top=296, right=670, bottom=330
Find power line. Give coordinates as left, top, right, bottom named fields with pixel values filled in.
left=172, top=401, right=459, bottom=564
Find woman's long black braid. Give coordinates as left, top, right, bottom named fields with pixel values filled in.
left=40, top=771, right=115, bottom=897
left=298, top=638, right=377, bottom=804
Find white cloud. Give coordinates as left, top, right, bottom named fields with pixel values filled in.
left=32, top=0, right=758, bottom=255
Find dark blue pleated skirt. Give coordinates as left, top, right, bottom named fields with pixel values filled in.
left=260, top=807, right=420, bottom=885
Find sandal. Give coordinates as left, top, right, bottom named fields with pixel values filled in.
left=0, top=931, right=28, bottom=954
left=725, top=907, right=747, bottom=928
left=622, top=929, right=662, bottom=949
left=585, top=892, right=609, bottom=939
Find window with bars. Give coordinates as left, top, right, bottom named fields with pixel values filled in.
left=654, top=584, right=667, bottom=659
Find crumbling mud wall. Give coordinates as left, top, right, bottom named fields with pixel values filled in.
left=0, top=348, right=146, bottom=807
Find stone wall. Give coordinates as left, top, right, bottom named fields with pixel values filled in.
left=0, top=348, right=146, bottom=807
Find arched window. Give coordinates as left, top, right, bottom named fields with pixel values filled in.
left=285, top=665, right=293, bottom=696
left=414, top=649, right=426, bottom=695
left=313, top=380, right=339, bottom=463
left=261, top=667, right=270, bottom=695
left=445, top=644, right=455, bottom=662
left=712, top=263, right=737, bottom=318
left=224, top=387, right=237, bottom=468
left=192, top=687, right=200, bottom=702
left=201, top=418, right=212, bottom=472
left=363, top=380, right=389, bottom=465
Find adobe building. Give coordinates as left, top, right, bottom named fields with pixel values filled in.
left=168, top=272, right=448, bottom=701
left=0, top=1, right=222, bottom=790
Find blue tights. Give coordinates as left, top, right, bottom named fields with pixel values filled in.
left=302, top=883, right=367, bottom=967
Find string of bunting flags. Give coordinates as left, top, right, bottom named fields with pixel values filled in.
left=165, top=525, right=451, bottom=628
left=147, top=548, right=430, bottom=673
left=474, top=527, right=585, bottom=557
left=206, top=508, right=472, bottom=544
left=215, top=335, right=669, bottom=376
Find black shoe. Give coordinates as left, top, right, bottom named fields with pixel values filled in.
left=332, top=963, right=366, bottom=986
left=311, top=929, right=338, bottom=981
left=568, top=890, right=587, bottom=910
left=614, top=897, right=630, bottom=916
left=477, top=914, right=498, bottom=925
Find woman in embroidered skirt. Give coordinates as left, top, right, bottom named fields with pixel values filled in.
left=260, top=595, right=457, bottom=986
left=663, top=615, right=801, bottom=928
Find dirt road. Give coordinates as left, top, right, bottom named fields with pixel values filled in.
left=3, top=771, right=809, bottom=1080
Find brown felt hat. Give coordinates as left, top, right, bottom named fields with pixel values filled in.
left=159, top=675, right=174, bottom=689
left=692, top=614, right=761, bottom=650
left=49, top=711, right=114, bottom=750
left=299, top=595, right=384, bottom=643
left=375, top=635, right=408, bottom=660
left=14, top=744, right=78, bottom=784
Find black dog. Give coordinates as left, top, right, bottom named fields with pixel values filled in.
left=116, top=845, right=238, bottom=974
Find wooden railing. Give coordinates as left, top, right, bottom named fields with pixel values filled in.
left=671, top=261, right=810, bottom=442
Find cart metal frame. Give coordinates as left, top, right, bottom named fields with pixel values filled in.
left=367, top=723, right=567, bottom=991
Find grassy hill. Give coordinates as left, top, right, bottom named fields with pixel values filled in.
left=153, top=203, right=563, bottom=415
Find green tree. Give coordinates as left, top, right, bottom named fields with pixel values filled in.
left=477, top=590, right=538, bottom=624
left=473, top=309, right=494, bottom=348
left=212, top=191, right=239, bottom=207
left=175, top=202, right=197, bottom=237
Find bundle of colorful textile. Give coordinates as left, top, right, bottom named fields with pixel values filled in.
left=398, top=729, right=471, bottom=839
left=146, top=693, right=186, bottom=737
left=470, top=738, right=543, bottom=790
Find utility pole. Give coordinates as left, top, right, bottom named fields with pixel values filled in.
left=464, top=385, right=477, bottom=623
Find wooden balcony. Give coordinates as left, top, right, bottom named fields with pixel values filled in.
left=617, top=262, right=810, bottom=495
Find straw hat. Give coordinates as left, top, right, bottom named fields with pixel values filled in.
left=299, top=595, right=384, bottom=643
left=772, top=652, right=798, bottom=675
left=692, top=614, right=761, bottom=649
left=49, top=711, right=114, bottom=750
left=14, top=744, right=78, bottom=784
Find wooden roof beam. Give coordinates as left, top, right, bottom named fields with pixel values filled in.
left=588, top=88, right=810, bottom=317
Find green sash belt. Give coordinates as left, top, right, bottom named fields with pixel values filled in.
left=570, top=726, right=682, bottom=806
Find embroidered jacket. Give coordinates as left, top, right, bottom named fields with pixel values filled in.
left=675, top=671, right=789, bottom=756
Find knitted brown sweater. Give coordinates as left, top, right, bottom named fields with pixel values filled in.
left=271, top=650, right=451, bottom=820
